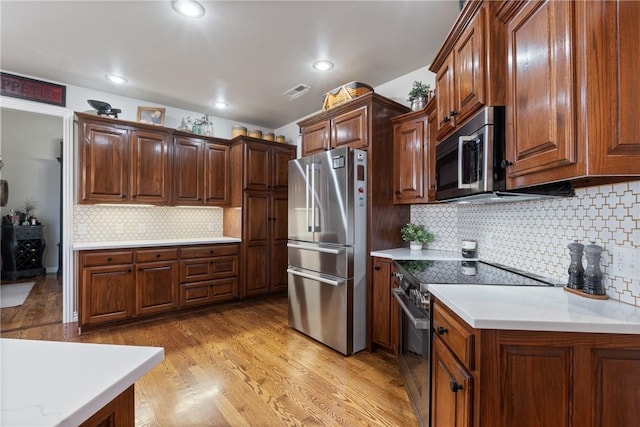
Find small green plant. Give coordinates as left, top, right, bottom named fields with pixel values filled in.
left=401, top=223, right=434, bottom=244
left=407, top=81, right=431, bottom=102
left=23, top=198, right=37, bottom=214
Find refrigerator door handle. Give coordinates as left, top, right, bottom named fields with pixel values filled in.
left=305, top=163, right=312, bottom=232
left=287, top=243, right=343, bottom=255
left=287, top=268, right=344, bottom=287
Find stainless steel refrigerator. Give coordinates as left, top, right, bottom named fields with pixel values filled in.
left=287, top=146, right=367, bottom=355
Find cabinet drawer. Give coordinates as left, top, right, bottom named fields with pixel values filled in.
left=179, top=255, right=238, bottom=283
left=80, top=250, right=134, bottom=267
left=13, top=226, right=43, bottom=240
left=180, top=244, right=239, bottom=259
left=433, top=302, right=475, bottom=369
left=179, top=277, right=238, bottom=307
left=136, top=248, right=178, bottom=263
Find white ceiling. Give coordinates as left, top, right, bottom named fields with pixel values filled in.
left=1, top=1, right=461, bottom=129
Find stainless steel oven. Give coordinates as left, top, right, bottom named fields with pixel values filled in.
left=392, top=266, right=431, bottom=427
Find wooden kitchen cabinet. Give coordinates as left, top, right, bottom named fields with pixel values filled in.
left=300, top=121, right=330, bottom=155
left=371, top=257, right=400, bottom=356
left=431, top=1, right=505, bottom=140
left=227, top=137, right=296, bottom=298
left=497, top=0, right=640, bottom=187
left=135, top=248, right=178, bottom=316
left=79, top=250, right=135, bottom=327
left=173, top=134, right=230, bottom=206
left=431, top=297, right=640, bottom=427
left=391, top=98, right=437, bottom=204
left=76, top=113, right=171, bottom=205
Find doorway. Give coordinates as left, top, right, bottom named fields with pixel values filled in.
left=0, top=96, right=74, bottom=326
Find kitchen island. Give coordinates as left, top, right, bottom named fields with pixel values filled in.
left=0, top=339, right=163, bottom=426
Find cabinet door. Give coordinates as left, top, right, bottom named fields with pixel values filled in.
left=130, top=129, right=171, bottom=204
left=331, top=106, right=368, bottom=149
left=454, top=7, right=486, bottom=124
left=204, top=142, right=230, bottom=205
left=505, top=0, right=577, bottom=185
left=80, top=264, right=134, bottom=327
left=393, top=117, right=427, bottom=204
left=135, top=260, right=178, bottom=316
left=270, top=193, right=289, bottom=292
left=371, top=257, right=392, bottom=349
left=244, top=143, right=271, bottom=191
left=79, top=122, right=129, bottom=203
left=272, top=147, right=295, bottom=191
left=427, top=104, right=438, bottom=200
left=432, top=337, right=473, bottom=427
left=242, top=193, right=270, bottom=296
left=436, top=54, right=456, bottom=140
left=301, top=121, right=330, bottom=156
left=173, top=136, right=204, bottom=205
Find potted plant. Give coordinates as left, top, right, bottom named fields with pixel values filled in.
left=401, top=223, right=434, bottom=251
left=407, top=81, right=431, bottom=111
left=23, top=198, right=36, bottom=220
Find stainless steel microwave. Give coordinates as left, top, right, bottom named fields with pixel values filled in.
left=435, top=106, right=573, bottom=203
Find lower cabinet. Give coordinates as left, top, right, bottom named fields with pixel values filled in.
left=78, top=243, right=239, bottom=329
left=371, top=257, right=398, bottom=355
left=432, top=297, right=640, bottom=426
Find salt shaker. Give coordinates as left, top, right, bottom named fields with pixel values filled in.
left=566, top=241, right=584, bottom=289
left=583, top=242, right=604, bottom=295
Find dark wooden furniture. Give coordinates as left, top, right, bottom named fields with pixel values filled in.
left=226, top=137, right=296, bottom=298
left=1, top=224, right=46, bottom=280
left=391, top=97, right=437, bottom=204
left=77, top=243, right=239, bottom=330
left=298, top=93, right=411, bottom=352
left=431, top=297, right=640, bottom=426
left=370, top=257, right=399, bottom=355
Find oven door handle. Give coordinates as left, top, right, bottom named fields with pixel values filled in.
left=392, top=288, right=430, bottom=330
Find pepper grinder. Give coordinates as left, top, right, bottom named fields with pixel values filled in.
left=567, top=241, right=584, bottom=289
left=583, top=242, right=605, bottom=295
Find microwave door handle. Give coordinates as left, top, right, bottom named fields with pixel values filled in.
left=458, top=136, right=474, bottom=189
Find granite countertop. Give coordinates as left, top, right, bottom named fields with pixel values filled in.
left=370, top=248, right=474, bottom=261
left=0, top=339, right=164, bottom=426
left=429, top=285, right=640, bottom=335
left=72, top=236, right=241, bottom=250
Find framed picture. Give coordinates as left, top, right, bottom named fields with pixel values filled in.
left=137, top=106, right=166, bottom=126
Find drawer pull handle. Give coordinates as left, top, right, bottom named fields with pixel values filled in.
left=107, top=257, right=112, bottom=262
left=374, top=266, right=381, bottom=271
left=450, top=381, right=463, bottom=393
left=437, top=326, right=448, bottom=335
left=156, top=254, right=161, bottom=258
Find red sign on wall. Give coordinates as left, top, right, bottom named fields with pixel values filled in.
left=1, top=72, right=66, bottom=107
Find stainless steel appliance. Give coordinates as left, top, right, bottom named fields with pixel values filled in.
left=287, top=147, right=367, bottom=355
left=391, top=259, right=560, bottom=426
left=435, top=106, right=573, bottom=203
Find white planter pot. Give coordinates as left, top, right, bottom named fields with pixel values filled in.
left=410, top=242, right=423, bottom=251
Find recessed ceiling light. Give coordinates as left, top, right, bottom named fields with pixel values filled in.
left=213, top=101, right=228, bottom=109
left=312, top=60, right=334, bottom=71
left=105, top=74, right=127, bottom=84
left=172, top=0, right=205, bottom=18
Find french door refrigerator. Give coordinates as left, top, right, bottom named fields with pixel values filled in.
left=287, top=146, right=367, bottom=355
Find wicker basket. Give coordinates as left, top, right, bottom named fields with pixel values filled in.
left=322, top=82, right=374, bottom=111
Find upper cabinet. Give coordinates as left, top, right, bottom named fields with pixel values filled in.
left=298, top=94, right=389, bottom=157
left=77, top=113, right=170, bottom=205
left=497, top=0, right=640, bottom=187
left=431, top=1, right=506, bottom=141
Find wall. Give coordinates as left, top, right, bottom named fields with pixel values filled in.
left=411, top=180, right=640, bottom=307
left=0, top=109, right=62, bottom=271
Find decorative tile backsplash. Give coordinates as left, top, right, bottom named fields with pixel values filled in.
left=73, top=205, right=224, bottom=242
left=412, top=180, right=640, bottom=307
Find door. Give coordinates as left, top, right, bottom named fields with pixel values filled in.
left=130, top=129, right=170, bottom=204
left=288, top=155, right=315, bottom=243
left=314, top=147, right=352, bottom=245
left=135, top=260, right=178, bottom=315
left=173, top=136, right=204, bottom=205
left=270, top=193, right=289, bottom=292
left=204, top=142, right=230, bottom=205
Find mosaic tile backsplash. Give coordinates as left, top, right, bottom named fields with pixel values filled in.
left=73, top=205, right=224, bottom=241
left=411, top=180, right=640, bottom=307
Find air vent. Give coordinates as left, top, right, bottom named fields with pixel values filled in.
left=283, top=83, right=310, bottom=100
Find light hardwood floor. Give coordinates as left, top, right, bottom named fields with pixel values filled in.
left=1, top=273, right=63, bottom=331
left=2, top=294, right=418, bottom=426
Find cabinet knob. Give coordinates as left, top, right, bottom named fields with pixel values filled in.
left=395, top=191, right=401, bottom=195
left=107, top=257, right=112, bottom=262
left=156, top=253, right=161, bottom=258
left=374, top=266, right=381, bottom=271
left=450, top=381, right=463, bottom=393
left=442, top=117, right=451, bottom=124
left=121, top=195, right=127, bottom=198
left=500, top=160, right=513, bottom=169
left=437, top=326, right=448, bottom=335
left=450, top=110, right=458, bottom=117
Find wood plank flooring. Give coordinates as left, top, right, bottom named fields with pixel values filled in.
left=2, top=295, right=419, bottom=426
left=1, top=273, right=62, bottom=331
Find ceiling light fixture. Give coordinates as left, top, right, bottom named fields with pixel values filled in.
left=171, top=0, right=205, bottom=18
left=312, top=60, right=334, bottom=71
left=214, top=101, right=228, bottom=109
left=105, top=74, right=128, bottom=84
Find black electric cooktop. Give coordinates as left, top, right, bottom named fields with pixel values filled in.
left=395, top=259, right=559, bottom=288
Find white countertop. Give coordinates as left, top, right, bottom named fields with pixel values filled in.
left=73, top=236, right=241, bottom=250
left=370, top=248, right=474, bottom=261
left=0, top=339, right=164, bottom=426
left=429, top=285, right=640, bottom=335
